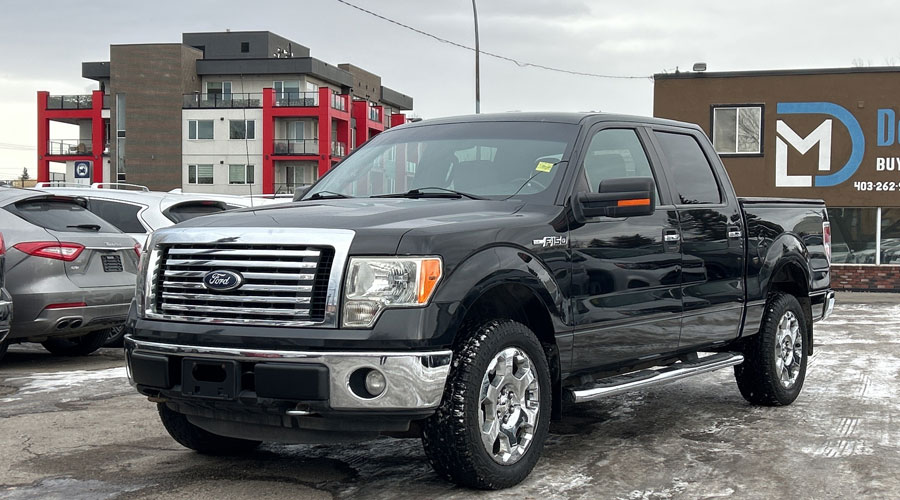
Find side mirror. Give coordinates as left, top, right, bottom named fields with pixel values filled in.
left=573, top=177, right=655, bottom=221
left=292, top=186, right=310, bottom=202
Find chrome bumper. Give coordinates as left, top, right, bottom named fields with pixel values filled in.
left=0, top=298, right=12, bottom=344
left=814, top=290, right=836, bottom=322
left=124, top=336, right=452, bottom=411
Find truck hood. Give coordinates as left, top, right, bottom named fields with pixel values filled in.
left=173, top=198, right=526, bottom=254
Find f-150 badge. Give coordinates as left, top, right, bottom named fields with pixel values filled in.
left=533, top=236, right=567, bottom=248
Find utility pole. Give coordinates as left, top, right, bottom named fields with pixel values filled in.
left=472, top=0, right=480, bottom=114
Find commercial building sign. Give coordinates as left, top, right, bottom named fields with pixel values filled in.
left=775, top=100, right=900, bottom=199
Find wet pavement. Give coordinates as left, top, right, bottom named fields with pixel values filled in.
left=1, top=292, right=898, bottom=499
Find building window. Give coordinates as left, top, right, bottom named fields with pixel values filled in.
left=188, top=164, right=214, bottom=184
left=880, top=208, right=900, bottom=265
left=229, top=120, right=255, bottom=140
left=188, top=120, right=214, bottom=140
left=115, top=94, right=126, bottom=181
left=229, top=164, right=254, bottom=185
left=240, top=42, right=250, bottom=53
left=206, top=81, right=232, bottom=96
left=829, top=208, right=878, bottom=264
left=712, top=105, right=762, bottom=154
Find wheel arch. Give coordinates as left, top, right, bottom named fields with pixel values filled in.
left=760, top=238, right=814, bottom=355
left=434, top=246, right=567, bottom=419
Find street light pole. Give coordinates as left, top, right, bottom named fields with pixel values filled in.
left=472, top=0, right=480, bottom=114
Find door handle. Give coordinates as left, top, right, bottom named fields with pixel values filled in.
left=663, top=229, right=680, bottom=242
left=727, top=226, right=742, bottom=239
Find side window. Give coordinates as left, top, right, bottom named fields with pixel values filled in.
left=88, top=199, right=147, bottom=234
left=654, top=131, right=721, bottom=205
left=581, top=128, right=658, bottom=199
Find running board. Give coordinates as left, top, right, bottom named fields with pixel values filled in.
left=566, top=352, right=744, bottom=404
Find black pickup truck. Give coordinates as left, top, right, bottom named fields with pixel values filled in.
left=125, top=113, right=834, bottom=489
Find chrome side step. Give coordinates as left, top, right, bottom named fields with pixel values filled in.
left=566, top=352, right=744, bottom=404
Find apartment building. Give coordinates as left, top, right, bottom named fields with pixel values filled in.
left=37, top=31, right=414, bottom=195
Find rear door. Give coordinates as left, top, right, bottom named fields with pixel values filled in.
left=648, top=128, right=745, bottom=347
left=85, top=198, right=150, bottom=242
left=5, top=197, right=138, bottom=289
left=568, top=125, right=683, bottom=371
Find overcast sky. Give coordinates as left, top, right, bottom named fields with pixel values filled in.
left=1, top=0, right=898, bottom=179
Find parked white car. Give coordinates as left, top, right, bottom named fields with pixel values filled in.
left=34, top=183, right=273, bottom=243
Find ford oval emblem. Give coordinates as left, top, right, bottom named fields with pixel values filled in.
left=202, top=270, right=243, bottom=291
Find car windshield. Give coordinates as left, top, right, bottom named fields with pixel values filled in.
left=304, top=121, right=578, bottom=202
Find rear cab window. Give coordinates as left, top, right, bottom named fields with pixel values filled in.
left=4, top=197, right=119, bottom=233
left=653, top=131, right=722, bottom=205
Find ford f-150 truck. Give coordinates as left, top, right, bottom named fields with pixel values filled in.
left=124, top=113, right=834, bottom=489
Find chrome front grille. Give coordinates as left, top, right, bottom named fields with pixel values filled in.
left=153, top=244, right=333, bottom=326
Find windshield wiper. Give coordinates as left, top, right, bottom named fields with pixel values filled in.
left=66, top=224, right=101, bottom=231
left=372, top=187, right=485, bottom=200
left=306, top=190, right=352, bottom=200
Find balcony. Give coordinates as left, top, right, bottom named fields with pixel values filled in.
left=330, top=93, right=347, bottom=112
left=47, top=139, right=92, bottom=155
left=46, top=94, right=93, bottom=110
left=273, top=139, right=319, bottom=156
left=273, top=182, right=313, bottom=195
left=331, top=141, right=347, bottom=157
left=274, top=91, right=319, bottom=107
left=183, top=93, right=262, bottom=109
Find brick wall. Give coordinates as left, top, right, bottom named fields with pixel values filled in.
left=832, top=265, right=900, bottom=291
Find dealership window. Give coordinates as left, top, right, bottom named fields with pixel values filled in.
left=240, top=42, right=250, bottom=53
left=829, top=208, right=878, bottom=264
left=188, top=164, right=214, bottom=185
left=713, top=106, right=762, bottom=154
left=188, top=120, right=214, bottom=140
left=881, top=208, right=900, bottom=265
left=229, top=164, right=254, bottom=185
left=229, top=120, right=255, bottom=140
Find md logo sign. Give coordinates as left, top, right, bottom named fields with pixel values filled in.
left=775, top=102, right=865, bottom=187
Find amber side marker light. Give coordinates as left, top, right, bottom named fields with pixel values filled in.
left=417, top=258, right=443, bottom=304
left=617, top=198, right=651, bottom=207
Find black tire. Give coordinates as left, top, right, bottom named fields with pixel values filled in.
left=0, top=337, right=9, bottom=363
left=157, top=403, right=261, bottom=455
left=734, top=293, right=808, bottom=406
left=103, top=325, right=126, bottom=348
left=422, top=320, right=552, bottom=490
left=41, top=330, right=109, bottom=356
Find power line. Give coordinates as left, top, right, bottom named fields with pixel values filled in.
left=333, top=0, right=652, bottom=80
left=0, top=142, right=36, bottom=151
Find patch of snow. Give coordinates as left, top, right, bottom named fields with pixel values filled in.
left=5, top=367, right=127, bottom=395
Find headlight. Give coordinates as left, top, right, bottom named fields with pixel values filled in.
left=134, top=233, right=155, bottom=317
left=342, top=257, right=442, bottom=328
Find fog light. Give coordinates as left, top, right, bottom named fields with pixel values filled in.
left=365, top=369, right=387, bottom=396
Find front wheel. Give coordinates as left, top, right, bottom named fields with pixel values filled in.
left=734, top=293, right=808, bottom=406
left=157, top=404, right=261, bottom=455
left=422, top=320, right=551, bottom=489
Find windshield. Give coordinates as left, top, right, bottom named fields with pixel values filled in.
left=305, top=121, right=578, bottom=202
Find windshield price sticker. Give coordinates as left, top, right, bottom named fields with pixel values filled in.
left=535, top=161, right=555, bottom=173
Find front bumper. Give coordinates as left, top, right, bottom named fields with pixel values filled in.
left=124, top=336, right=452, bottom=412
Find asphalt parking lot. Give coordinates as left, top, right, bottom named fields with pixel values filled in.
left=1, top=292, right=898, bottom=499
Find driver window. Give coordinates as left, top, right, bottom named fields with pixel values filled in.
left=582, top=129, right=658, bottom=199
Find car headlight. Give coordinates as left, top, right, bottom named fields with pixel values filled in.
left=134, top=233, right=155, bottom=317
left=342, top=257, right=442, bottom=328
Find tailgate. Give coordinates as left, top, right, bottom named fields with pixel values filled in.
left=47, top=231, right=138, bottom=289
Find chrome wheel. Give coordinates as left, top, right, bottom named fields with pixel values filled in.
left=478, top=347, right=540, bottom=465
left=774, top=310, right=803, bottom=388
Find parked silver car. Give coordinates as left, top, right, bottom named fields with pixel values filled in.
left=0, top=188, right=138, bottom=358
left=0, top=231, right=12, bottom=361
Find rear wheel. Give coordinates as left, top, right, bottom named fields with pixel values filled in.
left=422, top=320, right=551, bottom=489
left=157, top=403, right=261, bottom=455
left=41, top=330, right=109, bottom=356
left=0, top=338, right=9, bottom=363
left=734, top=293, right=808, bottom=406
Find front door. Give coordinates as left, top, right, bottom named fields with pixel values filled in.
left=649, top=128, right=745, bottom=348
left=569, top=126, right=683, bottom=372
